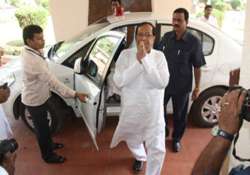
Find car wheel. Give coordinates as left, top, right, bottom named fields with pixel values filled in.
left=20, top=96, right=65, bottom=134
left=190, top=87, right=227, bottom=127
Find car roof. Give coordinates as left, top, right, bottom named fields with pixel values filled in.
left=106, top=12, right=221, bottom=33
left=54, top=12, right=238, bottom=64
left=107, top=12, right=197, bottom=24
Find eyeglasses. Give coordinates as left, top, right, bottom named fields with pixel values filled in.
left=137, top=33, right=153, bottom=38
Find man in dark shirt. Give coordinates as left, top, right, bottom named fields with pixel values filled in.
left=158, top=8, right=206, bottom=152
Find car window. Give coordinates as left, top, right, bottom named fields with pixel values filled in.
left=202, top=33, right=214, bottom=55
left=83, top=36, right=121, bottom=87
left=112, top=24, right=137, bottom=48
left=160, top=24, right=214, bottom=56
left=55, top=22, right=109, bottom=59
left=62, top=40, right=94, bottom=68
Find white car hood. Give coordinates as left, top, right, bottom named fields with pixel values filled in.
left=0, top=57, right=21, bottom=79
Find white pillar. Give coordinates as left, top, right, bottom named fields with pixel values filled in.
left=239, top=0, right=250, bottom=88
left=152, top=0, right=192, bottom=17
left=228, top=0, right=250, bottom=171
left=49, top=0, right=89, bottom=41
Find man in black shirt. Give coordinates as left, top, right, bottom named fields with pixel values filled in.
left=158, top=8, right=206, bottom=152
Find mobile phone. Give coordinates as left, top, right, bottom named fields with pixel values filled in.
left=0, top=82, right=8, bottom=89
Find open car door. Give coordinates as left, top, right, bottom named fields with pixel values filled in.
left=74, top=31, right=125, bottom=150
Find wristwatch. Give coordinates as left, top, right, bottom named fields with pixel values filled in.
left=211, top=125, right=234, bottom=141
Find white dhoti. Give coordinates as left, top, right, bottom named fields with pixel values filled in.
left=127, top=130, right=166, bottom=175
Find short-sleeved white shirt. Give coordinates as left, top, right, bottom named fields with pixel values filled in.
left=0, top=166, right=8, bottom=175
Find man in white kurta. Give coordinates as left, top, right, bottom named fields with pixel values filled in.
left=110, top=22, right=169, bottom=175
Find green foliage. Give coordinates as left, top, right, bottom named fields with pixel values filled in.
left=15, top=6, right=48, bottom=29
left=9, top=0, right=24, bottom=7
left=213, top=8, right=224, bottom=27
left=34, top=0, right=49, bottom=9
left=40, top=0, right=49, bottom=9
left=7, top=40, right=24, bottom=47
left=230, top=0, right=242, bottom=10
left=211, top=0, right=227, bottom=11
left=4, top=40, right=24, bottom=55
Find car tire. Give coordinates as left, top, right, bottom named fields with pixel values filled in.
left=20, top=96, right=65, bottom=134
left=190, top=87, right=227, bottom=127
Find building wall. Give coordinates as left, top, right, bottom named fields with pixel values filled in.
left=240, top=0, right=250, bottom=89
left=49, top=0, right=192, bottom=41
left=152, top=0, right=192, bottom=17
left=49, top=0, right=89, bottom=41
left=89, top=0, right=152, bottom=25
left=229, top=0, right=250, bottom=170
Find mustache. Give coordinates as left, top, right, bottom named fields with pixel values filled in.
left=174, top=24, right=180, bottom=28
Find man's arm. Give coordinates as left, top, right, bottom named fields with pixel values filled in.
left=192, top=67, right=201, bottom=100
left=192, top=137, right=231, bottom=175
left=1, top=152, right=16, bottom=175
left=192, top=90, right=246, bottom=175
left=155, top=33, right=167, bottom=51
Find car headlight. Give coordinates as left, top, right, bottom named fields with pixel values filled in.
left=0, top=73, right=16, bottom=87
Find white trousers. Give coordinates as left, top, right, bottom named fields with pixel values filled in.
left=0, top=105, right=13, bottom=140
left=127, top=131, right=166, bottom=175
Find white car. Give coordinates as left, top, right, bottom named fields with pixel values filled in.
left=1, top=12, right=241, bottom=150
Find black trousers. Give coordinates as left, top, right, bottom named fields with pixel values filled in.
left=164, top=92, right=189, bottom=142
left=26, top=101, right=53, bottom=160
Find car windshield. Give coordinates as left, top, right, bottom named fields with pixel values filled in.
left=53, top=22, right=109, bottom=59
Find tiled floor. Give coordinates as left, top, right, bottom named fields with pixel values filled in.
left=9, top=115, right=212, bottom=175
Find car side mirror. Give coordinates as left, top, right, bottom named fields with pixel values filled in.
left=74, top=58, right=82, bottom=73
left=87, top=60, right=98, bottom=77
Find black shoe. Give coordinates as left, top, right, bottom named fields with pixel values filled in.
left=107, top=96, right=116, bottom=103
left=132, top=160, right=143, bottom=172
left=172, top=141, right=181, bottom=153
left=52, top=143, right=64, bottom=150
left=165, top=127, right=169, bottom=138
left=113, top=94, right=120, bottom=103
left=44, top=153, right=66, bottom=164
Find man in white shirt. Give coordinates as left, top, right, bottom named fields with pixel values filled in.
left=0, top=82, right=15, bottom=175
left=0, top=48, right=13, bottom=140
left=200, top=5, right=218, bottom=27
left=110, top=22, right=169, bottom=175
left=21, top=25, right=88, bottom=164
left=0, top=166, right=8, bottom=175
left=0, top=88, right=13, bottom=140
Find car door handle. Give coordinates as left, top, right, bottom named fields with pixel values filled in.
left=63, top=78, right=71, bottom=84
left=93, top=102, right=97, bottom=105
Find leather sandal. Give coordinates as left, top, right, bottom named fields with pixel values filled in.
left=52, top=143, right=64, bottom=150
left=45, top=153, right=66, bottom=164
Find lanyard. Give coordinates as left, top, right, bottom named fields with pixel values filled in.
left=25, top=48, right=46, bottom=60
